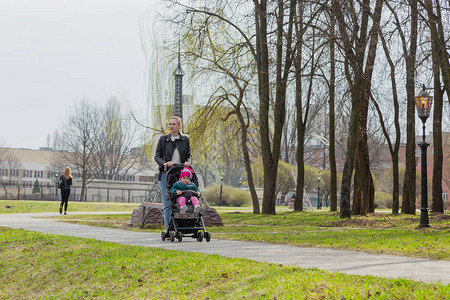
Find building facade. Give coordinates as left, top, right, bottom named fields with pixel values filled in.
left=0, top=147, right=157, bottom=202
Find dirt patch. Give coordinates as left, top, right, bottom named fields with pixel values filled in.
left=330, top=219, right=380, bottom=227
left=429, top=212, right=450, bottom=221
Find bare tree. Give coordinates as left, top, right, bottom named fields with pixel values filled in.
left=55, top=99, right=103, bottom=201
left=328, top=2, right=338, bottom=212
left=333, top=0, right=384, bottom=218
left=0, top=147, right=22, bottom=199
left=401, top=0, right=420, bottom=215
left=293, top=4, right=326, bottom=212
left=371, top=1, right=409, bottom=215
left=95, top=98, right=144, bottom=181
left=421, top=0, right=446, bottom=213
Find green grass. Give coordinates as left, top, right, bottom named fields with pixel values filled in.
left=0, top=200, right=137, bottom=214
left=0, top=227, right=448, bottom=299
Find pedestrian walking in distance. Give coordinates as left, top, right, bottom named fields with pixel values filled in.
left=59, top=167, right=73, bottom=215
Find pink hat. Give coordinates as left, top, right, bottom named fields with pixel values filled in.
left=180, top=167, right=193, bottom=180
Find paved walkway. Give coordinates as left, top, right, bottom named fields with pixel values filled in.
left=1, top=212, right=449, bottom=285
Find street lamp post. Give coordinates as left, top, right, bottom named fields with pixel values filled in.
left=415, top=85, right=433, bottom=228
left=317, top=172, right=321, bottom=209
left=219, top=173, right=224, bottom=206
left=239, top=177, right=242, bottom=189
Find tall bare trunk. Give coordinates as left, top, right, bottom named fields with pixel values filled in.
left=256, top=0, right=296, bottom=215
left=294, top=0, right=305, bottom=211
left=254, top=1, right=274, bottom=214
left=425, top=0, right=444, bottom=213
left=378, top=13, right=402, bottom=214
left=237, top=112, right=260, bottom=214
left=402, top=0, right=418, bottom=215
left=329, top=6, right=338, bottom=212
left=352, top=0, right=383, bottom=215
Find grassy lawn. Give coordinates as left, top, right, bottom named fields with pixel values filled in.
left=0, top=200, right=137, bottom=214
left=0, top=227, right=448, bottom=299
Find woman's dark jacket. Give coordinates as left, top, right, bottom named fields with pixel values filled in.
left=60, top=175, right=73, bottom=190
left=154, top=133, right=192, bottom=180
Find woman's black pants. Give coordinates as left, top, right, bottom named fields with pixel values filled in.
left=60, top=189, right=70, bottom=212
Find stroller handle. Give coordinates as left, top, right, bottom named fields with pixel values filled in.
left=166, top=162, right=191, bottom=169
left=165, top=162, right=191, bottom=172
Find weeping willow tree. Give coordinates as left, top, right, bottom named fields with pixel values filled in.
left=178, top=7, right=261, bottom=214
left=140, top=5, right=260, bottom=215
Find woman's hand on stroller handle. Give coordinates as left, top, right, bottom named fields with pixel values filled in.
left=167, top=162, right=189, bottom=167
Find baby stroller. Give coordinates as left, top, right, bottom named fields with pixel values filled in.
left=160, top=164, right=211, bottom=243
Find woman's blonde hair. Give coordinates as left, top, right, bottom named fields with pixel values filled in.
left=168, top=116, right=183, bottom=134
left=63, top=167, right=72, bottom=180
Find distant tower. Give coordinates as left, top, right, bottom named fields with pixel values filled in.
left=173, top=43, right=184, bottom=119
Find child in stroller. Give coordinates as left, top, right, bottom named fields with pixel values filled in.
left=161, top=164, right=211, bottom=243
left=170, top=167, right=202, bottom=214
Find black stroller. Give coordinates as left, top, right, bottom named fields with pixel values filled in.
left=160, top=164, right=211, bottom=243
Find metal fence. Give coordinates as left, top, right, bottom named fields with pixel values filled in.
left=0, top=183, right=153, bottom=203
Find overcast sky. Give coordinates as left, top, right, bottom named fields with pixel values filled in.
left=0, top=0, right=162, bottom=149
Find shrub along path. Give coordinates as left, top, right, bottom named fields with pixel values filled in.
left=1, top=212, right=449, bottom=285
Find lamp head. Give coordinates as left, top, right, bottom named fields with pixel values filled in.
left=317, top=172, right=321, bottom=181
left=415, top=86, right=433, bottom=121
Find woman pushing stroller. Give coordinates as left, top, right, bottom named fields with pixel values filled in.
left=170, top=167, right=202, bottom=214
left=154, top=116, right=192, bottom=233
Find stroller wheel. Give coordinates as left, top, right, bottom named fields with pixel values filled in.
left=204, top=231, right=211, bottom=242
left=196, top=231, right=203, bottom=242
left=170, top=231, right=175, bottom=243
left=160, top=231, right=167, bottom=242
left=176, top=231, right=183, bottom=242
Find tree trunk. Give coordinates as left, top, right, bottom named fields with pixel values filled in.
left=377, top=15, right=402, bottom=214
left=237, top=112, right=260, bottom=214
left=352, top=129, right=375, bottom=215
left=257, top=0, right=295, bottom=215
left=329, top=4, right=337, bottom=212
left=295, top=122, right=305, bottom=211
left=352, top=0, right=382, bottom=215
left=254, top=1, right=275, bottom=215
left=392, top=156, right=400, bottom=214
left=426, top=0, right=444, bottom=212
left=334, top=0, right=367, bottom=219
left=432, top=86, right=443, bottom=212
left=294, top=0, right=305, bottom=212
left=402, top=0, right=418, bottom=215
